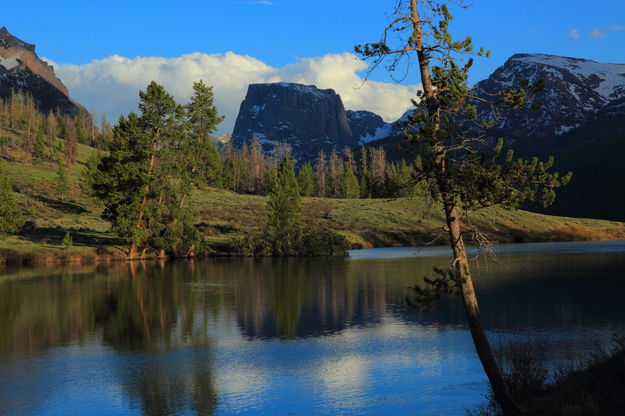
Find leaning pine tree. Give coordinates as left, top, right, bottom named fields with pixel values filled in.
left=356, top=1, right=571, bottom=415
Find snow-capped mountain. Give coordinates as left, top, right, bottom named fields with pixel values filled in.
left=0, top=26, right=85, bottom=117
left=474, top=53, right=625, bottom=139
left=231, top=82, right=414, bottom=162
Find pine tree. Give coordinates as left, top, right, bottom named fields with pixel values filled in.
left=297, top=162, right=315, bottom=197
left=0, top=166, right=23, bottom=238
left=91, top=82, right=202, bottom=258
left=341, top=161, right=360, bottom=198
left=356, top=2, right=570, bottom=414
left=359, top=146, right=370, bottom=198
left=100, top=113, right=113, bottom=148
left=185, top=79, right=224, bottom=188
left=57, top=114, right=67, bottom=139
left=75, top=110, right=87, bottom=144
left=266, top=158, right=301, bottom=254
left=46, top=111, right=58, bottom=146
left=64, top=121, right=78, bottom=167
left=32, top=130, right=47, bottom=165
left=328, top=148, right=343, bottom=198
left=55, top=163, right=69, bottom=200
left=386, top=160, right=416, bottom=198
left=61, top=231, right=73, bottom=248
left=315, top=150, right=328, bottom=197
left=369, top=147, right=387, bottom=197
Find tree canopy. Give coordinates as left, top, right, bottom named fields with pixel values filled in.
left=356, top=1, right=570, bottom=415
left=91, top=81, right=222, bottom=258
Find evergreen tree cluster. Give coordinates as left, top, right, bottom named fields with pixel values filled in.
left=0, top=92, right=113, bottom=166
left=232, top=157, right=349, bottom=256
left=216, top=141, right=423, bottom=200
left=90, top=80, right=222, bottom=258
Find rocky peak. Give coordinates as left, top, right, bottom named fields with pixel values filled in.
left=232, top=82, right=357, bottom=162
left=0, top=27, right=84, bottom=117
left=346, top=110, right=389, bottom=144
left=0, top=26, right=36, bottom=52
left=474, top=53, right=625, bottom=139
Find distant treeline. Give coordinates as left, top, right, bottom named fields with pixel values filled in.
left=219, top=139, right=422, bottom=199
left=1, top=91, right=420, bottom=201
left=0, top=91, right=112, bottom=166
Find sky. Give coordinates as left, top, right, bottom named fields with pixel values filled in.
left=4, top=0, right=625, bottom=133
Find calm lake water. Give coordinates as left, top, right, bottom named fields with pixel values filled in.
left=1, top=241, right=625, bottom=415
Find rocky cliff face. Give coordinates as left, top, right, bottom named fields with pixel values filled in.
left=232, top=82, right=359, bottom=161
left=474, top=53, right=625, bottom=140
left=0, top=27, right=85, bottom=117
left=346, top=110, right=389, bottom=143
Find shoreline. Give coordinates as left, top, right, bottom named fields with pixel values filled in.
left=3, top=232, right=625, bottom=268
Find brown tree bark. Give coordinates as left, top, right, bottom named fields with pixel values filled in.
left=408, top=1, right=521, bottom=414
left=129, top=129, right=160, bottom=259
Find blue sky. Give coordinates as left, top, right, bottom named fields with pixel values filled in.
left=4, top=0, right=625, bottom=132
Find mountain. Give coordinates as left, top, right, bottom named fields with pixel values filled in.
left=232, top=82, right=358, bottom=161
left=474, top=53, right=625, bottom=140
left=513, top=108, right=625, bottom=221
left=471, top=53, right=625, bottom=221
left=346, top=110, right=392, bottom=143
left=0, top=26, right=85, bottom=117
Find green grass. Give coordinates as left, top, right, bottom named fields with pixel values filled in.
left=2, top=126, right=625, bottom=265
left=191, top=189, right=625, bottom=250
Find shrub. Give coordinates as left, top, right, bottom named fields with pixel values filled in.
left=230, top=225, right=349, bottom=257
left=61, top=232, right=73, bottom=249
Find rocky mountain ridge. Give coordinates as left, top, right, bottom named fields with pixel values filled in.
left=474, top=53, right=625, bottom=140
left=232, top=83, right=358, bottom=161
left=229, top=53, right=625, bottom=163
left=231, top=82, right=413, bottom=161
left=0, top=26, right=85, bottom=117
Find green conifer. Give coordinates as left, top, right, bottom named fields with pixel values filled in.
left=359, top=146, right=370, bottom=198
left=341, top=161, right=360, bottom=198
left=55, top=163, right=69, bottom=200
left=61, top=231, right=73, bottom=248
left=0, top=166, right=23, bottom=238
left=32, top=130, right=47, bottom=165
left=265, top=158, right=302, bottom=255
left=297, top=162, right=315, bottom=197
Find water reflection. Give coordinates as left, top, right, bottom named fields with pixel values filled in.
left=0, top=242, right=625, bottom=415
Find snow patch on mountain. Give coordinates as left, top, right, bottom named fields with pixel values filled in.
left=0, top=54, right=20, bottom=70
left=512, top=54, right=625, bottom=102
left=474, top=53, right=625, bottom=140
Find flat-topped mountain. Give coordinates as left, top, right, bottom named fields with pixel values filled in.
left=0, top=26, right=85, bottom=116
left=232, top=82, right=358, bottom=161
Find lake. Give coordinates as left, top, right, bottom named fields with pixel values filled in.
left=1, top=240, right=625, bottom=415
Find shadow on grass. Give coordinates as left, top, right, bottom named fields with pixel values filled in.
left=19, top=226, right=124, bottom=247
left=26, top=193, right=90, bottom=214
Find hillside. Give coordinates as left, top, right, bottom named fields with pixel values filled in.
left=1, top=126, right=625, bottom=265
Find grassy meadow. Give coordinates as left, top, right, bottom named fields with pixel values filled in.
left=2, top=126, right=625, bottom=265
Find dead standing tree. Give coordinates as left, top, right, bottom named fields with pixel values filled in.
left=355, top=1, right=570, bottom=415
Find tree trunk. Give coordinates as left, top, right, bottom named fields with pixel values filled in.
left=443, top=201, right=520, bottom=416
left=128, top=244, right=138, bottom=259
left=130, top=129, right=160, bottom=256
left=408, top=1, right=520, bottom=413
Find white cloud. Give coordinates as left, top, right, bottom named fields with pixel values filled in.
left=567, top=29, right=580, bottom=39
left=244, top=0, right=273, bottom=4
left=610, top=25, right=625, bottom=31
left=590, top=28, right=604, bottom=39
left=45, top=52, right=419, bottom=134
